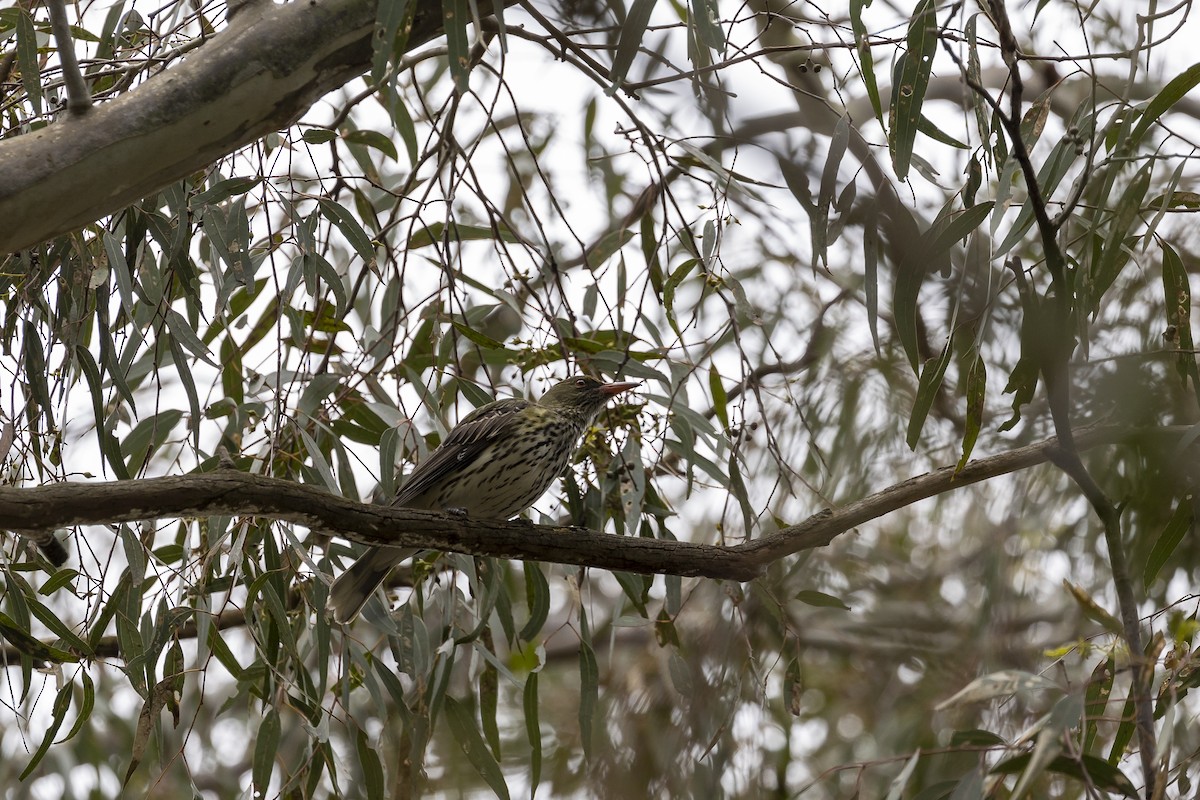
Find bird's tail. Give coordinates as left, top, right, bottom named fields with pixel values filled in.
left=327, top=546, right=417, bottom=623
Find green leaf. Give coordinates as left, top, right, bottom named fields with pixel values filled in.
left=23, top=591, right=93, bottom=657
left=205, top=624, right=241, bottom=682
left=219, top=336, right=245, bottom=405
left=663, top=258, right=699, bottom=334
left=614, top=572, right=650, bottom=619
left=708, top=365, right=728, bottom=431
left=1108, top=692, right=1136, bottom=765
left=318, top=198, right=377, bottom=268
left=23, top=320, right=53, bottom=428
left=20, top=682, right=73, bottom=779
left=578, top=640, right=599, bottom=760
left=949, top=729, right=1006, bottom=747
left=520, top=562, right=550, bottom=641
left=73, top=345, right=131, bottom=480
left=62, top=672, right=96, bottom=743
left=906, top=341, right=952, bottom=448
left=252, top=709, right=281, bottom=796
left=948, top=768, right=983, bottom=800
left=302, top=128, right=338, bottom=145
left=444, top=696, right=511, bottom=800
left=1083, top=658, right=1113, bottom=754
left=918, top=113, right=968, bottom=148
left=165, top=310, right=216, bottom=368
left=16, top=9, right=41, bottom=114
left=863, top=206, right=881, bottom=353
left=371, top=0, right=415, bottom=86
left=406, top=221, right=518, bottom=249
left=190, top=176, right=260, bottom=209
left=355, top=727, right=386, bottom=800
left=121, top=409, right=184, bottom=473
left=586, top=228, right=636, bottom=269
left=893, top=204, right=991, bottom=371
left=1143, top=499, right=1193, bottom=587
left=0, top=611, right=79, bottom=664
left=1064, top=581, right=1124, bottom=636
left=451, top=321, right=510, bottom=351
left=667, top=649, right=693, bottom=696
left=480, top=658, right=500, bottom=759
left=794, top=590, right=851, bottom=610
left=1092, top=162, right=1151, bottom=303
left=610, top=0, right=656, bottom=91
left=524, top=673, right=542, bottom=795
left=850, top=0, right=883, bottom=126
left=819, top=115, right=851, bottom=214
left=1161, top=241, right=1200, bottom=403
left=925, top=201, right=994, bottom=256
left=167, top=336, right=202, bottom=449
left=1130, top=62, right=1200, bottom=148
left=344, top=129, right=398, bottom=162
left=38, top=568, right=79, bottom=596
left=956, top=355, right=986, bottom=472
left=688, top=0, right=723, bottom=52
left=991, top=753, right=1137, bottom=798
left=888, top=0, right=938, bottom=180
left=442, top=0, right=471, bottom=92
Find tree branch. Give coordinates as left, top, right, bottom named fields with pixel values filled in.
left=3, top=468, right=763, bottom=580
left=0, top=425, right=1182, bottom=666
left=963, top=6, right=1157, bottom=791
left=45, top=0, right=92, bottom=116
left=1, top=426, right=1168, bottom=579
left=0, top=0, right=513, bottom=253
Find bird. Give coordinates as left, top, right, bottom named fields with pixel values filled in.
left=327, top=375, right=639, bottom=623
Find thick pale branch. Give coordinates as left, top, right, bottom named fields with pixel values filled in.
left=0, top=0, right=509, bottom=253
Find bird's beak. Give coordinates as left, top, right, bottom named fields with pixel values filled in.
left=599, top=381, right=640, bottom=397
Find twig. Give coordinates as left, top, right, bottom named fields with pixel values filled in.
left=45, top=0, right=92, bottom=115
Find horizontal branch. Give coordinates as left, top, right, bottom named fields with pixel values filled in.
left=1, top=468, right=764, bottom=580
left=1, top=425, right=1158, bottom=580
left=0, top=425, right=1175, bottom=665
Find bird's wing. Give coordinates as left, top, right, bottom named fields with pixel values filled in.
left=392, top=397, right=532, bottom=506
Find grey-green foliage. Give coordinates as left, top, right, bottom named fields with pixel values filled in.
left=1, top=0, right=1198, bottom=798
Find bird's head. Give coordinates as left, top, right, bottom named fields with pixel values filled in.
left=539, top=376, right=639, bottom=421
